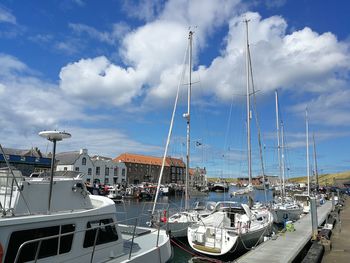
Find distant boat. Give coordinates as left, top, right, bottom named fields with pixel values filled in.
left=211, top=181, right=229, bottom=192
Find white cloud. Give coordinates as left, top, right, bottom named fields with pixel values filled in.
left=0, top=6, right=16, bottom=24
left=58, top=6, right=350, bottom=126
left=59, top=0, right=241, bottom=108
left=69, top=23, right=115, bottom=45
left=290, top=89, right=350, bottom=126
left=122, top=0, right=164, bottom=22
left=59, top=56, right=142, bottom=106
left=197, top=12, right=350, bottom=101
left=54, top=40, right=80, bottom=55
left=0, top=54, right=162, bottom=156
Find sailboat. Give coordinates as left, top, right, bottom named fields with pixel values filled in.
left=187, top=20, right=273, bottom=256
left=294, top=109, right=313, bottom=213
left=0, top=132, right=172, bottom=263
left=150, top=30, right=214, bottom=238
left=272, top=91, right=303, bottom=224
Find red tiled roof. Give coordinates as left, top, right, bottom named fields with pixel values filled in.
left=113, top=153, right=185, bottom=167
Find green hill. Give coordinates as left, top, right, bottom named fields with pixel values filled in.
left=288, top=171, right=350, bottom=185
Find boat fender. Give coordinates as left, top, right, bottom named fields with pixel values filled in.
left=0, top=243, right=3, bottom=263
left=160, top=210, right=167, bottom=223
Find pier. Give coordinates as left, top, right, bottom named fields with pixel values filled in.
left=322, top=197, right=350, bottom=263
left=237, top=201, right=333, bottom=263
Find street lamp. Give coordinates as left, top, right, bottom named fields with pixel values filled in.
left=39, top=130, right=71, bottom=213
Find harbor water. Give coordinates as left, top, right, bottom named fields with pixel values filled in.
left=115, top=186, right=274, bottom=262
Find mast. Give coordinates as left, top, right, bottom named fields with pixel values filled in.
left=281, top=121, right=286, bottom=198
left=275, top=90, right=283, bottom=198
left=244, top=19, right=252, bottom=186
left=184, top=30, right=193, bottom=210
left=306, top=108, right=310, bottom=196
left=312, top=133, right=319, bottom=191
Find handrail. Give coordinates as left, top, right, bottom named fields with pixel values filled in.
left=12, top=213, right=165, bottom=262
left=129, top=218, right=138, bottom=260
left=0, top=144, right=31, bottom=215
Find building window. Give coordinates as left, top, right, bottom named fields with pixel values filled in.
left=5, top=224, right=75, bottom=262
left=122, top=169, right=126, bottom=177
left=105, top=167, right=109, bottom=176
left=75, top=167, right=79, bottom=172
left=88, top=168, right=92, bottom=175
left=83, top=219, right=118, bottom=248
left=82, top=157, right=87, bottom=165
left=96, top=167, right=100, bottom=175
left=114, top=167, right=118, bottom=176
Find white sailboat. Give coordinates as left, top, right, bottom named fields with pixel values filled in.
left=187, top=201, right=273, bottom=256
left=272, top=91, right=303, bottom=223
left=150, top=30, right=210, bottom=238
left=0, top=131, right=172, bottom=263
left=187, top=20, right=273, bottom=256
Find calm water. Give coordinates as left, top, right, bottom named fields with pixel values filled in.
left=115, top=187, right=274, bottom=262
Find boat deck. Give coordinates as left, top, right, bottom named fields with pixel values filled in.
left=237, top=201, right=333, bottom=263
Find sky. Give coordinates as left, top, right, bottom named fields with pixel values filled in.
left=0, top=0, right=349, bottom=179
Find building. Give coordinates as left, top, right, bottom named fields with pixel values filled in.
left=90, top=155, right=127, bottom=185
left=56, top=149, right=94, bottom=182
left=189, top=167, right=207, bottom=186
left=237, top=175, right=279, bottom=186
left=0, top=147, right=51, bottom=176
left=113, top=153, right=185, bottom=184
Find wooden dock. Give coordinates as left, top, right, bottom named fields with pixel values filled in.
left=237, top=201, right=333, bottom=263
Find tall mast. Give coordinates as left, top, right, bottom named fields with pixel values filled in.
left=244, top=19, right=252, bottom=185
left=312, top=133, right=319, bottom=191
left=306, top=108, right=310, bottom=196
left=281, top=121, right=286, bottom=198
left=184, top=30, right=193, bottom=210
left=275, top=90, right=283, bottom=198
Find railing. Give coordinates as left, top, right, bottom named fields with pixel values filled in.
left=12, top=213, right=166, bottom=263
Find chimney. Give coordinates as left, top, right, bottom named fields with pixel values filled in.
left=80, top=149, right=88, bottom=155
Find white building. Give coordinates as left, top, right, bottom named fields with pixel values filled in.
left=55, top=149, right=127, bottom=185
left=91, top=156, right=127, bottom=185
left=189, top=167, right=207, bottom=187
left=56, top=149, right=94, bottom=182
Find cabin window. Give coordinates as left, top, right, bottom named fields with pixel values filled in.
left=5, top=224, right=75, bottom=263
left=83, top=219, right=118, bottom=248
left=82, top=157, right=87, bottom=165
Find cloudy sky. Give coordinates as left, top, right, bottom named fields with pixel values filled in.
left=0, top=0, right=349, bottom=178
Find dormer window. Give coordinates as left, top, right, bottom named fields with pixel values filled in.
left=82, top=157, right=87, bottom=165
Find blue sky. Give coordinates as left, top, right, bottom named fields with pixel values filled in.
left=0, top=0, right=349, bottom=178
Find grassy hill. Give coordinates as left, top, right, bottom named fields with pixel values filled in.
left=288, top=171, right=350, bottom=185
left=208, top=171, right=350, bottom=186
left=207, top=177, right=238, bottom=183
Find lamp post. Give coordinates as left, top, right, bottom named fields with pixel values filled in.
left=39, top=130, right=71, bottom=213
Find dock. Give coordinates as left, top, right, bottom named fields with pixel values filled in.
left=322, top=197, right=350, bottom=263
left=237, top=201, right=333, bottom=263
